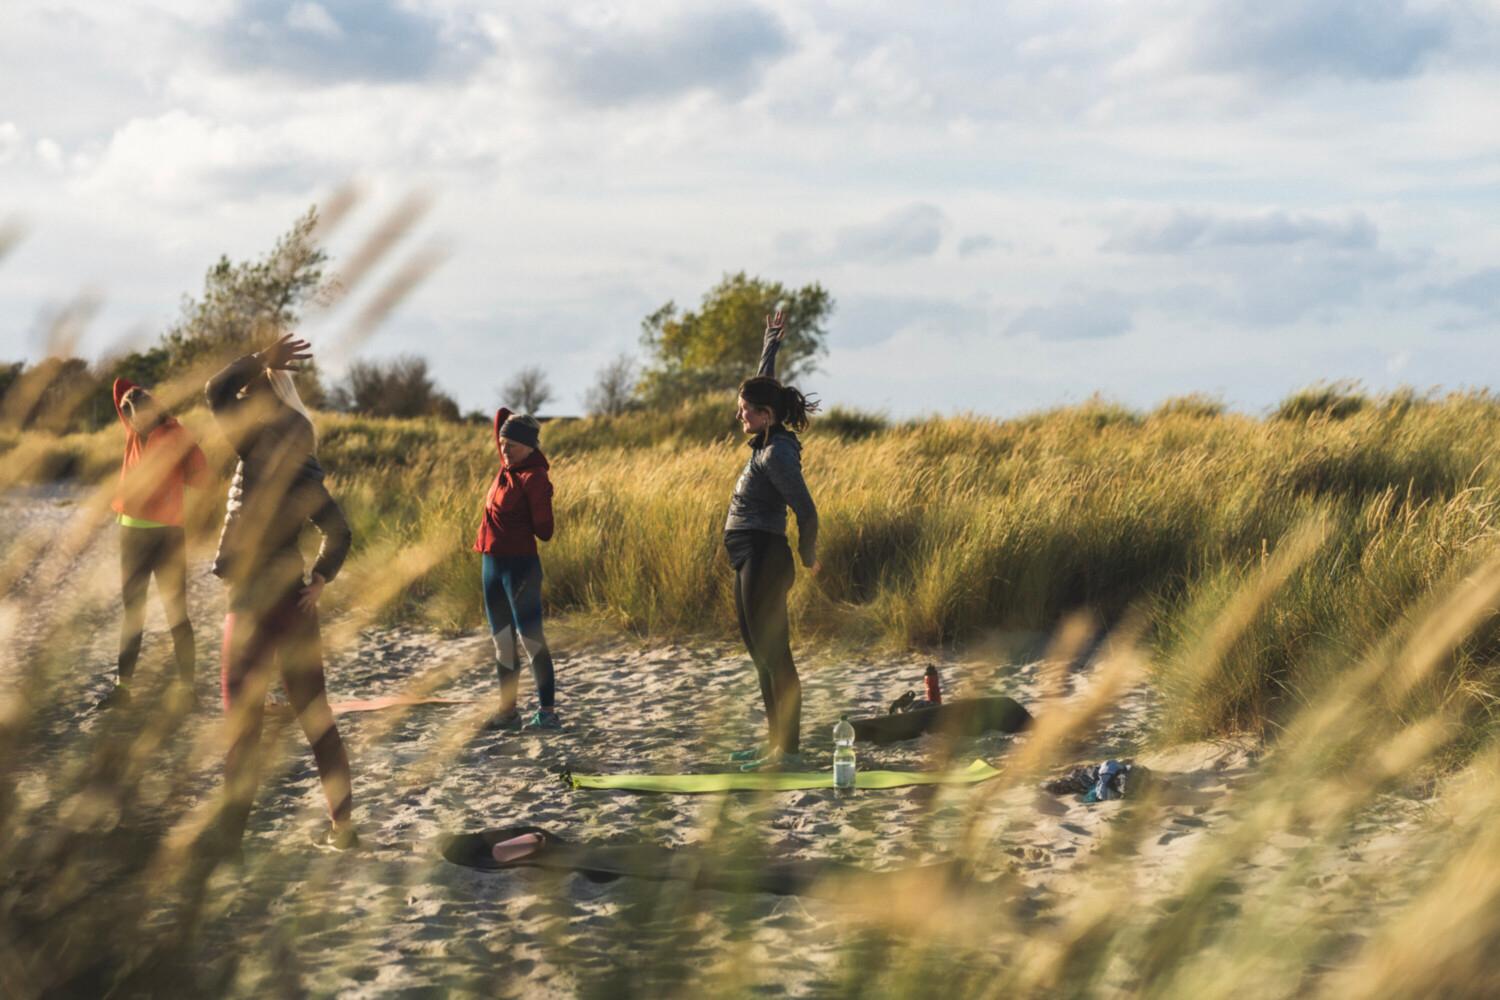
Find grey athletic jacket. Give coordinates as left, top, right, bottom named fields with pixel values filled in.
left=723, top=330, right=819, bottom=567
left=205, top=354, right=352, bottom=595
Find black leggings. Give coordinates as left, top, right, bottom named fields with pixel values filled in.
left=119, top=525, right=193, bottom=683
left=732, top=532, right=801, bottom=754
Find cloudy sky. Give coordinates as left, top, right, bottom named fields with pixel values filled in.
left=2, top=0, right=1497, bottom=416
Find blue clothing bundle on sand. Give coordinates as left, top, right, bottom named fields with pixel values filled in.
left=1044, top=760, right=1150, bottom=802
left=850, top=696, right=1032, bottom=746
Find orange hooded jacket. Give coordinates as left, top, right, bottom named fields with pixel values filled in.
left=111, top=377, right=210, bottom=526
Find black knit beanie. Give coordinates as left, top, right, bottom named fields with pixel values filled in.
left=499, top=414, right=541, bottom=449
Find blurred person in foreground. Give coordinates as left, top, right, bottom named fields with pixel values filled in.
left=204, top=332, right=356, bottom=852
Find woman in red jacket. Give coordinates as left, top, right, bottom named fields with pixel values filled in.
left=102, top=378, right=210, bottom=708
left=473, top=408, right=558, bottom=730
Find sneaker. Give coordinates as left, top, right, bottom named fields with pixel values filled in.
left=729, top=742, right=771, bottom=762
left=311, top=822, right=361, bottom=852
left=888, top=690, right=918, bottom=714
left=522, top=708, right=562, bottom=731
left=738, top=749, right=806, bottom=773
left=483, top=707, right=522, bottom=731
left=97, top=685, right=132, bottom=710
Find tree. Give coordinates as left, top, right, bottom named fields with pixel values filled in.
left=1, top=357, right=95, bottom=432
left=161, top=206, right=329, bottom=404
left=637, top=272, right=833, bottom=401
left=583, top=354, right=637, bottom=417
left=500, top=366, right=553, bottom=415
left=330, top=354, right=460, bottom=420
left=0, top=361, right=23, bottom=406
left=111, top=345, right=172, bottom=388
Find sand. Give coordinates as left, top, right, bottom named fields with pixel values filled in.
left=0, top=486, right=1439, bottom=997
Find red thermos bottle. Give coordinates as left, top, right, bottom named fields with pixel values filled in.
left=924, top=665, right=942, bottom=704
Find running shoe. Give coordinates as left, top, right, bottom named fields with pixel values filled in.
left=523, top=708, right=563, bottom=731
left=729, top=742, right=771, bottom=762
left=738, top=749, right=806, bottom=773
left=311, top=822, right=361, bottom=852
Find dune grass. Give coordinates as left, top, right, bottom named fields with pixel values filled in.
left=7, top=387, right=1500, bottom=994
left=7, top=387, right=1500, bottom=745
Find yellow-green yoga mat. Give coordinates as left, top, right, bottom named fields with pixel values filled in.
left=568, top=759, right=1002, bottom=793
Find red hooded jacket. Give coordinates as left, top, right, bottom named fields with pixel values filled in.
left=472, top=407, right=554, bottom=557
left=111, top=377, right=210, bottom=527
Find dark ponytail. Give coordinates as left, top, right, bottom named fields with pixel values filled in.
left=739, top=375, right=821, bottom=432
left=776, top=384, right=820, bottom=432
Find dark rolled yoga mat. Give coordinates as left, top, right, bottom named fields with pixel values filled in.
left=849, top=696, right=1032, bottom=746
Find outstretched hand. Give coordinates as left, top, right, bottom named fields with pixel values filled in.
left=765, top=309, right=786, bottom=343
left=259, top=333, right=313, bottom=372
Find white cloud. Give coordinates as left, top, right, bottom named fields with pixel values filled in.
left=77, top=111, right=280, bottom=204
left=1, top=0, right=1498, bottom=415
left=1104, top=209, right=1379, bottom=254
left=218, top=0, right=489, bottom=83
left=514, top=2, right=792, bottom=107
left=1007, top=287, right=1134, bottom=341
left=832, top=204, right=947, bottom=264
left=957, top=234, right=999, bottom=258
left=1422, top=267, right=1500, bottom=312
left=284, top=2, right=342, bottom=39
left=34, top=138, right=64, bottom=171
left=1191, top=0, right=1453, bottom=82
left=0, top=122, right=22, bottom=164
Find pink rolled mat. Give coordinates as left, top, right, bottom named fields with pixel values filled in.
left=491, top=833, right=544, bottom=863
left=266, top=695, right=475, bottom=715
left=330, top=695, right=475, bottom=714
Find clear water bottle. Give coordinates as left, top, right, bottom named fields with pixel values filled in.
left=832, top=715, right=856, bottom=790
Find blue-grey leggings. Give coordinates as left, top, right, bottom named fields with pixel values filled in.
left=481, top=554, right=555, bottom=708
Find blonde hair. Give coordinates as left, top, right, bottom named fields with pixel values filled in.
left=266, top=369, right=317, bottom=444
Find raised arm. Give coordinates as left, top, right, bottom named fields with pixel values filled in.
left=763, top=438, right=818, bottom=568
left=205, top=334, right=312, bottom=424
left=205, top=355, right=262, bottom=433
left=756, top=309, right=786, bottom=378
left=112, top=377, right=137, bottom=432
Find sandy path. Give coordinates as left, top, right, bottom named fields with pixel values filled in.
left=0, top=487, right=1439, bottom=997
